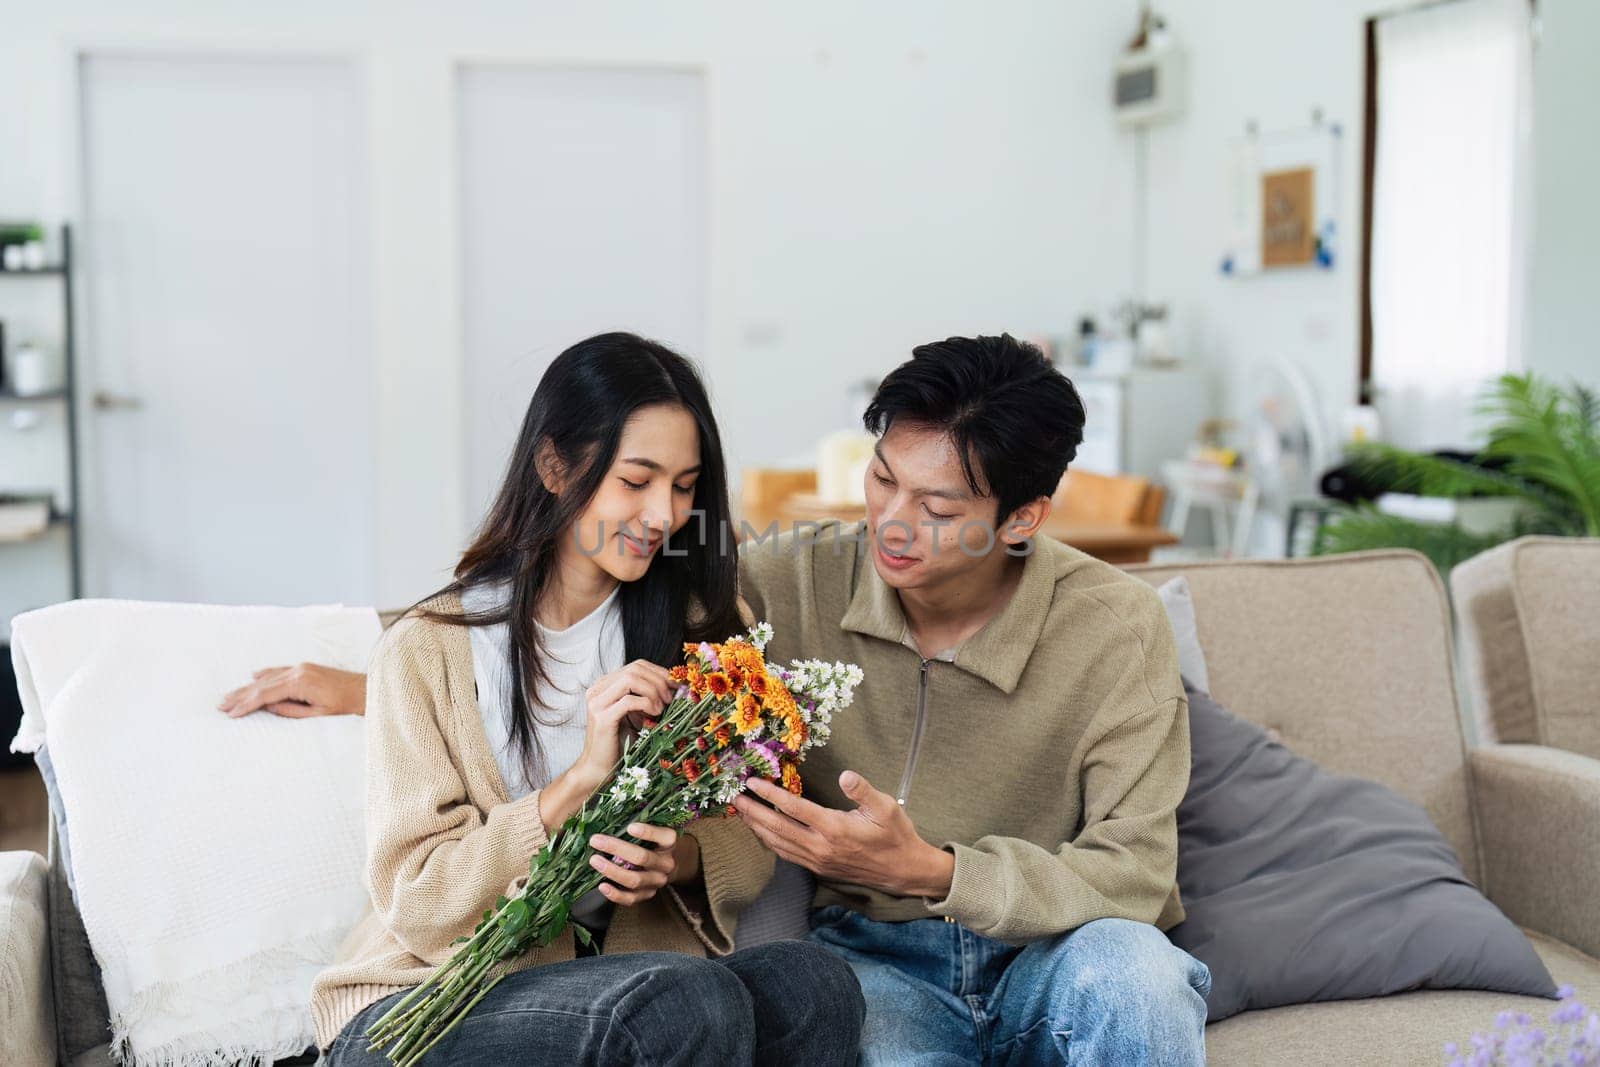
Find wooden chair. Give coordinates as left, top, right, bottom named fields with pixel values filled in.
left=740, top=468, right=817, bottom=533
left=1054, top=470, right=1165, bottom=526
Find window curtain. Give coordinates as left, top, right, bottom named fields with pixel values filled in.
left=1370, top=0, right=1534, bottom=450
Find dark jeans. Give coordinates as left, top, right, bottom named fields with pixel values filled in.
left=323, top=941, right=864, bottom=1066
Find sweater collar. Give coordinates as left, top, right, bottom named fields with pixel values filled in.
left=840, top=526, right=1054, bottom=694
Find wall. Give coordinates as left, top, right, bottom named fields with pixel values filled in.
left=1145, top=0, right=1596, bottom=450
left=0, top=0, right=1145, bottom=610
left=1527, top=0, right=1600, bottom=388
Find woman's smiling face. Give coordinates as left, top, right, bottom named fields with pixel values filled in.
left=566, top=402, right=703, bottom=584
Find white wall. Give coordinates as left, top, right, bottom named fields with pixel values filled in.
left=1528, top=0, right=1600, bottom=389
left=0, top=0, right=1145, bottom=611
left=6, top=1, right=1592, bottom=613
left=1145, top=0, right=1596, bottom=444
left=1141, top=0, right=1376, bottom=438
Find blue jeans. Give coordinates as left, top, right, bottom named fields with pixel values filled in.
left=808, top=906, right=1210, bottom=1066
left=324, top=941, right=863, bottom=1066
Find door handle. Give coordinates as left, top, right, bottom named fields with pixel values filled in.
left=92, top=390, right=143, bottom=411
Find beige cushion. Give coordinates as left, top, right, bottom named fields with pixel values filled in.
left=1128, top=551, right=1478, bottom=882
left=1452, top=537, right=1600, bottom=759
left=1205, top=932, right=1600, bottom=1066
left=0, top=851, right=54, bottom=1067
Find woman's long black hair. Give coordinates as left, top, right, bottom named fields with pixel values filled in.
left=422, top=332, right=743, bottom=786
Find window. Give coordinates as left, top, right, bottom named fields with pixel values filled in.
left=1360, top=0, right=1535, bottom=449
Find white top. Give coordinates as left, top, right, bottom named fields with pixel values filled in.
left=462, top=580, right=624, bottom=798
left=461, top=579, right=624, bottom=929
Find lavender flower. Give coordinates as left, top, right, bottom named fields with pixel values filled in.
left=1447, top=987, right=1600, bottom=1066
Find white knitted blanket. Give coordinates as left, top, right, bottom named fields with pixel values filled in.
left=9, top=599, right=379, bottom=1067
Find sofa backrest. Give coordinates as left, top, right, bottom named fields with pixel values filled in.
left=1451, top=536, right=1600, bottom=761
left=1128, top=550, right=1480, bottom=884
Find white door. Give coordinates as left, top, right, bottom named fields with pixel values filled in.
left=457, top=65, right=708, bottom=526
left=79, top=54, right=374, bottom=605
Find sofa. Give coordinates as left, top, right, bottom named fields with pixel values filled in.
left=1451, top=535, right=1600, bottom=760
left=3, top=547, right=1598, bottom=1066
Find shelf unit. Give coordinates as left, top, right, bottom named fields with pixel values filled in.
left=1, top=223, right=81, bottom=598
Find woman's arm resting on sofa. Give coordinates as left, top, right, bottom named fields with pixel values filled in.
left=1471, top=744, right=1600, bottom=960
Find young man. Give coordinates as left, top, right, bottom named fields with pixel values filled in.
left=731, top=334, right=1209, bottom=1064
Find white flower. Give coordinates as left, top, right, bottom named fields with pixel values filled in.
left=608, top=766, right=651, bottom=804
left=748, top=621, right=774, bottom=651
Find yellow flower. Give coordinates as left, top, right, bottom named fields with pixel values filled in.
left=734, top=695, right=763, bottom=736
left=781, top=763, right=803, bottom=795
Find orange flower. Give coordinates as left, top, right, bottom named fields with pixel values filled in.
left=703, top=714, right=725, bottom=735
left=764, top=683, right=798, bottom=719
left=727, top=642, right=766, bottom=674
left=687, top=666, right=707, bottom=697
left=682, top=642, right=701, bottom=659
left=781, top=762, right=803, bottom=795
left=668, top=665, right=688, bottom=684
left=734, top=694, right=763, bottom=735
left=715, top=726, right=732, bottom=747
left=724, top=666, right=745, bottom=690
left=782, top=714, right=808, bottom=751
left=725, top=804, right=738, bottom=816
left=705, top=672, right=732, bottom=698
left=682, top=758, right=701, bottom=783
left=659, top=758, right=673, bottom=770
left=746, top=670, right=769, bottom=698
left=707, top=756, right=721, bottom=774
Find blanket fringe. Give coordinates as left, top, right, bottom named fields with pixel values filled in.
left=108, top=926, right=349, bottom=1067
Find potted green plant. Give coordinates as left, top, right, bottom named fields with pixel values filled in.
left=1314, top=374, right=1600, bottom=573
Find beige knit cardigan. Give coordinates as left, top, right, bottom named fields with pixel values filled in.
left=309, top=594, right=775, bottom=1049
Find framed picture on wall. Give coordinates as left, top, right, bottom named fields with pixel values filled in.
left=1221, top=117, right=1340, bottom=275
left=1262, top=166, right=1316, bottom=266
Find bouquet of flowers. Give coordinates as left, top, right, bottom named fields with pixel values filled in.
left=364, top=622, right=863, bottom=1066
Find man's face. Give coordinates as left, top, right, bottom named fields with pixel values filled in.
left=862, top=421, right=1010, bottom=592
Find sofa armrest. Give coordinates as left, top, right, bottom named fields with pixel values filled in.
left=1, top=850, right=55, bottom=1067
left=1470, top=744, right=1600, bottom=959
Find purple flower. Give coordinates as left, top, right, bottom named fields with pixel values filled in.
left=697, top=642, right=721, bottom=671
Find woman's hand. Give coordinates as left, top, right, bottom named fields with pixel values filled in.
left=217, top=664, right=367, bottom=718
left=573, top=660, right=674, bottom=785
left=587, top=823, right=701, bottom=906
left=538, top=660, right=673, bottom=832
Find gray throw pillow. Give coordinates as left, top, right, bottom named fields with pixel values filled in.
left=1169, top=682, right=1555, bottom=1020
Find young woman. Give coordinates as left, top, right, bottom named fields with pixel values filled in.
left=311, top=333, right=863, bottom=1065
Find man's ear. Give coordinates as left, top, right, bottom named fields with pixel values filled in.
left=999, top=496, right=1052, bottom=545
left=534, top=441, right=567, bottom=495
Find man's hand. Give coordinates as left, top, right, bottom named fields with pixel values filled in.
left=217, top=664, right=367, bottom=719
left=733, top=770, right=956, bottom=900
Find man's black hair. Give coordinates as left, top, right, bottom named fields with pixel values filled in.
left=863, top=334, right=1087, bottom=522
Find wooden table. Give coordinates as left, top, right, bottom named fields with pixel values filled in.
left=756, top=495, right=1179, bottom=565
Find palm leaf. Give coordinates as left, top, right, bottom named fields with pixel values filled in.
left=1312, top=506, right=1511, bottom=574
left=1572, top=382, right=1600, bottom=434
left=1477, top=375, right=1600, bottom=535
left=1344, top=444, right=1530, bottom=498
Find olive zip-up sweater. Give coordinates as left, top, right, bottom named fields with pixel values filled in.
left=738, top=521, right=1188, bottom=944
